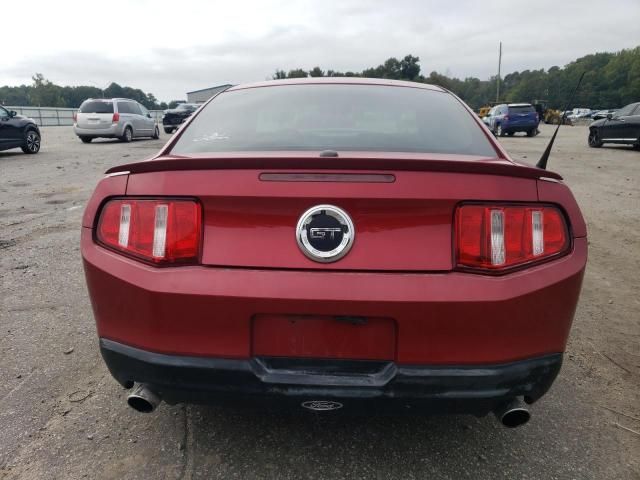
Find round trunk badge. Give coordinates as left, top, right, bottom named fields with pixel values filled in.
left=296, top=205, right=355, bottom=263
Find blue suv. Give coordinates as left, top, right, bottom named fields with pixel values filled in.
left=488, top=103, right=539, bottom=137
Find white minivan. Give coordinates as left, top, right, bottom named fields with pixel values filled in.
left=73, top=98, right=159, bottom=143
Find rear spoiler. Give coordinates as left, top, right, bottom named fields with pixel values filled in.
left=106, top=155, right=562, bottom=181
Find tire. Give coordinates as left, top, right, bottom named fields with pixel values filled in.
left=79, top=136, right=92, bottom=143
left=21, top=129, right=41, bottom=154
left=496, top=124, right=506, bottom=137
left=152, top=126, right=160, bottom=139
left=507, top=132, right=515, bottom=137
left=526, top=129, right=535, bottom=137
left=120, top=126, right=133, bottom=143
left=588, top=129, right=603, bottom=148
left=164, top=127, right=174, bottom=134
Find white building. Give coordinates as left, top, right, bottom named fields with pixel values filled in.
left=186, top=84, right=233, bottom=103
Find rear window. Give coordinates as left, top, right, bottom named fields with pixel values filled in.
left=508, top=105, right=535, bottom=114
left=170, top=84, right=497, bottom=157
left=79, top=101, right=114, bottom=114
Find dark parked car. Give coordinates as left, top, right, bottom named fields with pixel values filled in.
left=588, top=102, right=640, bottom=148
left=0, top=105, right=41, bottom=154
left=162, top=103, right=200, bottom=134
left=487, top=103, right=539, bottom=137
left=82, top=78, right=587, bottom=428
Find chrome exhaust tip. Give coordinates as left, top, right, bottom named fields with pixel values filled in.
left=494, top=398, right=530, bottom=428
left=127, top=383, right=161, bottom=413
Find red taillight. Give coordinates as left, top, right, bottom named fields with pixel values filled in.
left=112, top=112, right=120, bottom=122
left=455, top=204, right=569, bottom=272
left=96, top=198, right=201, bottom=265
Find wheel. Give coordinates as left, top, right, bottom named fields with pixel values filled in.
left=526, top=129, right=535, bottom=137
left=152, top=126, right=160, bottom=139
left=164, top=127, right=174, bottom=134
left=496, top=124, right=505, bottom=137
left=21, top=129, right=41, bottom=154
left=588, top=129, right=603, bottom=148
left=79, top=136, right=92, bottom=143
left=507, top=132, right=515, bottom=137
left=120, top=126, right=133, bottom=143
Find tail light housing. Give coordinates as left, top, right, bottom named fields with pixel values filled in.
left=455, top=204, right=570, bottom=272
left=96, top=198, right=201, bottom=265
left=112, top=112, right=120, bottom=123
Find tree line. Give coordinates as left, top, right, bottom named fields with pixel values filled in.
left=0, top=74, right=177, bottom=110
left=1, top=47, right=638, bottom=110
left=273, top=47, right=639, bottom=110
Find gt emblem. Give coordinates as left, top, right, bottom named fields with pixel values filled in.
left=296, top=205, right=355, bottom=263
left=309, top=227, right=342, bottom=240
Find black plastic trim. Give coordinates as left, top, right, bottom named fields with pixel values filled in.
left=100, top=339, right=562, bottom=414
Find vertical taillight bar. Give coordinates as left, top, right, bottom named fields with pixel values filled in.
left=152, top=205, right=168, bottom=258
left=118, top=204, right=131, bottom=247
left=532, top=210, right=544, bottom=256
left=490, top=209, right=505, bottom=266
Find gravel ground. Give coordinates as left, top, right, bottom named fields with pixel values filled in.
left=1, top=125, right=638, bottom=479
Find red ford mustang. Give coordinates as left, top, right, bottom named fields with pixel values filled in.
left=81, top=78, right=587, bottom=427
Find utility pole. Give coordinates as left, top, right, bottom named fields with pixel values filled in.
left=496, top=42, right=502, bottom=103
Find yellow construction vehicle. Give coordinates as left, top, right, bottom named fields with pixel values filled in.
left=532, top=100, right=572, bottom=125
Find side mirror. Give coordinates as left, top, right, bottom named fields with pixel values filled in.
left=147, top=113, right=152, bottom=118
left=9, top=110, right=17, bottom=117
left=606, top=113, right=613, bottom=120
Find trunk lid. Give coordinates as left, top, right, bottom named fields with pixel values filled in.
left=123, top=154, right=543, bottom=272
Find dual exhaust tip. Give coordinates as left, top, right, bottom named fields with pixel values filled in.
left=125, top=383, right=531, bottom=428
left=127, top=383, right=161, bottom=413
left=494, top=398, right=531, bottom=428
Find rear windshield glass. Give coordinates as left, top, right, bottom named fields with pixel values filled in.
left=170, top=84, right=497, bottom=157
left=508, top=105, right=535, bottom=114
left=79, top=101, right=114, bottom=114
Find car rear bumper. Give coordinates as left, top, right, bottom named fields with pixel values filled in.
left=162, top=118, right=186, bottom=126
left=74, top=124, right=124, bottom=137
left=82, top=228, right=586, bottom=365
left=504, top=123, right=538, bottom=131
left=101, top=338, right=562, bottom=415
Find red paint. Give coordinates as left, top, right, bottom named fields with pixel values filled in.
left=122, top=169, right=538, bottom=271
left=252, top=315, right=396, bottom=360
left=81, top=80, right=587, bottom=368
left=82, top=228, right=585, bottom=364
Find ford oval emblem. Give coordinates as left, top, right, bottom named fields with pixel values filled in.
left=301, top=400, right=344, bottom=411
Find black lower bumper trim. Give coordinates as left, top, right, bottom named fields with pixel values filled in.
left=100, top=339, right=562, bottom=415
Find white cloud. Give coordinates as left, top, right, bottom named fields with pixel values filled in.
left=2, top=0, right=639, bottom=101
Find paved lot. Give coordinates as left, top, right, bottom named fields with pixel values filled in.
left=1, top=125, right=638, bottom=479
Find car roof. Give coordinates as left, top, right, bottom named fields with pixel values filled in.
left=507, top=103, right=533, bottom=107
left=226, top=77, right=447, bottom=93
left=83, top=98, right=138, bottom=102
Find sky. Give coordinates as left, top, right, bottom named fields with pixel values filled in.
left=3, top=0, right=639, bottom=102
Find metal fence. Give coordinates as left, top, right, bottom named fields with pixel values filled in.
left=6, top=106, right=165, bottom=126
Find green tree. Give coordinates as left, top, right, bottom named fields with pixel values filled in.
left=287, top=69, right=308, bottom=78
